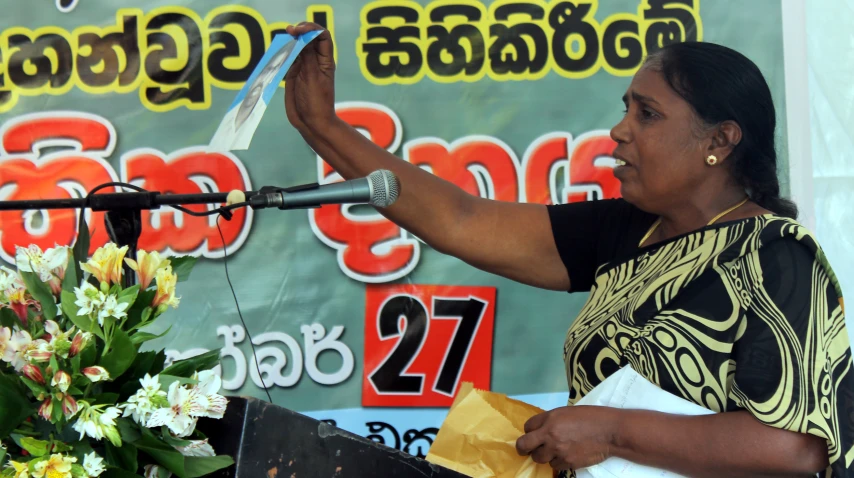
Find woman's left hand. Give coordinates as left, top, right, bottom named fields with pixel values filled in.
left=515, top=406, right=623, bottom=472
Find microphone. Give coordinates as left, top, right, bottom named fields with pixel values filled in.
left=249, top=169, right=400, bottom=210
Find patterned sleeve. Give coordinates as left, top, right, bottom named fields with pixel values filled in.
left=727, top=237, right=854, bottom=477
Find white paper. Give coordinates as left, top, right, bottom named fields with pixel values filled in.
left=574, top=366, right=715, bottom=478
left=208, top=31, right=321, bottom=152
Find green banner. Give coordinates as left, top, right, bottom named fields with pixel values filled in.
left=0, top=0, right=786, bottom=456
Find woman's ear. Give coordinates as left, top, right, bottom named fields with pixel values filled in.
left=708, top=120, right=743, bottom=162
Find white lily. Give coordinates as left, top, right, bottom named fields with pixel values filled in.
left=146, top=381, right=204, bottom=437
left=82, top=452, right=106, bottom=477
left=192, top=370, right=228, bottom=419
left=74, top=282, right=105, bottom=317
left=97, top=294, right=128, bottom=326
left=0, top=266, right=21, bottom=290
left=25, top=339, right=53, bottom=363
left=121, top=374, right=168, bottom=426
left=143, top=465, right=172, bottom=478
left=71, top=402, right=122, bottom=446
left=15, top=245, right=67, bottom=283
left=0, top=326, right=13, bottom=364
left=173, top=439, right=215, bottom=457
left=7, top=328, right=32, bottom=371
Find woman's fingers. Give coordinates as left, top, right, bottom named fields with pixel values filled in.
left=524, top=412, right=549, bottom=433
left=516, top=428, right=546, bottom=456
left=284, top=23, right=334, bottom=71
left=286, top=21, right=324, bottom=36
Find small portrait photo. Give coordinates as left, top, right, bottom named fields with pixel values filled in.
left=209, top=31, right=321, bottom=152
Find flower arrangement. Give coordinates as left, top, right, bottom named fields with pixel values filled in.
left=0, top=232, right=233, bottom=478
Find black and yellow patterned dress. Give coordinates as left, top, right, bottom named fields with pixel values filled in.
left=548, top=199, right=853, bottom=477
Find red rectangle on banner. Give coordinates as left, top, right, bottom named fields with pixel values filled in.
left=362, top=284, right=496, bottom=407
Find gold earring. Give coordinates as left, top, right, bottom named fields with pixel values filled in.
left=705, top=155, right=718, bottom=166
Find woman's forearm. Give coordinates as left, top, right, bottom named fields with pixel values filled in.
left=296, top=117, right=480, bottom=254
left=611, top=410, right=827, bottom=477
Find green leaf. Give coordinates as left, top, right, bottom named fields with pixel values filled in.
left=80, top=339, right=97, bottom=369
left=0, top=446, right=5, bottom=468
left=130, top=325, right=172, bottom=346
left=169, top=256, right=198, bottom=282
left=135, top=431, right=187, bottom=478
left=156, top=375, right=197, bottom=391
left=160, top=349, right=221, bottom=378
left=117, top=285, right=140, bottom=308
left=49, top=354, right=60, bottom=377
left=124, top=352, right=157, bottom=383
left=185, top=456, right=234, bottom=478
left=0, top=308, right=22, bottom=329
left=20, top=377, right=45, bottom=396
left=62, top=252, right=79, bottom=293
left=106, top=441, right=138, bottom=472
left=123, top=290, right=156, bottom=331
left=52, top=441, right=73, bottom=453
left=67, top=439, right=95, bottom=462
left=71, top=353, right=82, bottom=375
left=151, top=350, right=167, bottom=375
left=61, top=290, right=102, bottom=339
left=71, top=464, right=86, bottom=478
left=51, top=396, right=62, bottom=421
left=20, top=437, right=50, bottom=457
left=0, top=375, right=36, bottom=437
left=116, top=418, right=141, bottom=444
left=20, top=270, right=57, bottom=320
left=100, top=329, right=137, bottom=379
left=159, top=429, right=191, bottom=449
left=9, top=433, right=24, bottom=448
left=91, top=393, right=120, bottom=405
left=140, top=307, right=152, bottom=325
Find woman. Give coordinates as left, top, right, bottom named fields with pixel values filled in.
left=283, top=22, right=853, bottom=477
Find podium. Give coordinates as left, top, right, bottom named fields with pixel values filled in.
left=197, top=397, right=467, bottom=477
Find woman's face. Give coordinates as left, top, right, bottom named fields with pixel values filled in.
left=610, top=67, right=713, bottom=212
left=236, top=83, right=264, bottom=127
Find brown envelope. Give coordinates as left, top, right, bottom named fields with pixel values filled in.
left=426, top=383, right=555, bottom=478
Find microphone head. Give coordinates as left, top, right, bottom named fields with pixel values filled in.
left=367, top=169, right=400, bottom=208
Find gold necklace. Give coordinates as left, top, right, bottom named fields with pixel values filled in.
left=638, top=197, right=750, bottom=248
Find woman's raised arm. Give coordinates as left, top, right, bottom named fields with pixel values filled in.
left=284, top=23, right=571, bottom=291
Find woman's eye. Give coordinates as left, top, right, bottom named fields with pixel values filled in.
left=640, top=108, right=657, bottom=120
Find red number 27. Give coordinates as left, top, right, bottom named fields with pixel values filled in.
left=362, top=285, right=497, bottom=407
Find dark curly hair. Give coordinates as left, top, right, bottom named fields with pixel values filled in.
left=645, top=42, right=798, bottom=219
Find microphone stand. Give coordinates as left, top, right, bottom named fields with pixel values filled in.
left=0, top=189, right=254, bottom=287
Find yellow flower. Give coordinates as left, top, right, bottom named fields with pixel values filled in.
left=32, top=454, right=76, bottom=478
left=80, top=244, right=128, bottom=287
left=151, top=265, right=180, bottom=310
left=7, top=460, right=30, bottom=478
left=124, top=250, right=170, bottom=290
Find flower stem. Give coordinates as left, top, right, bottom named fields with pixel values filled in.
left=12, top=428, right=40, bottom=437
left=101, top=320, right=113, bottom=357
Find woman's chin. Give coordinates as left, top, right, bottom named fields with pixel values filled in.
left=617, top=181, right=639, bottom=205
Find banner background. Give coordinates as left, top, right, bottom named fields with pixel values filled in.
left=0, top=0, right=791, bottom=450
